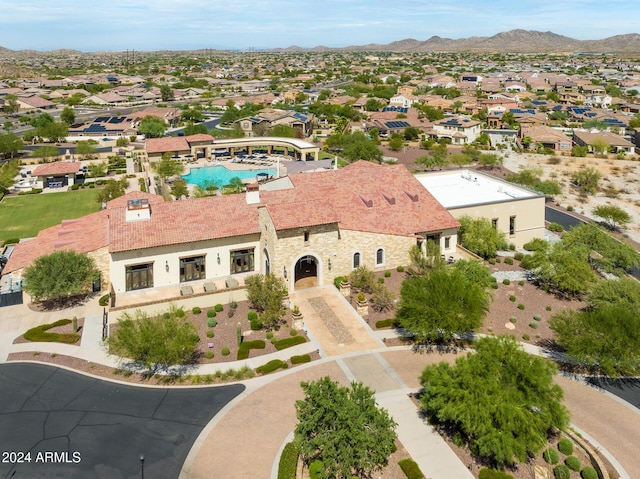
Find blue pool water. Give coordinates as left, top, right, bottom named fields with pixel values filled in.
left=182, top=165, right=276, bottom=188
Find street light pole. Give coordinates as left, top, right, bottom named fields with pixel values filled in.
left=139, top=454, right=145, bottom=479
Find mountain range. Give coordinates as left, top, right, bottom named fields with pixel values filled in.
left=1, top=30, right=640, bottom=56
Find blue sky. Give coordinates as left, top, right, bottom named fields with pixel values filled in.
left=1, top=0, right=639, bottom=52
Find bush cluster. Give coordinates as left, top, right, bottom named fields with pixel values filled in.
left=384, top=270, right=391, bottom=278
left=504, top=257, right=514, bottom=265
left=248, top=311, right=258, bottom=321
left=548, top=222, right=564, bottom=233
left=580, top=466, right=598, bottom=479
left=514, top=252, right=525, bottom=261
left=503, top=279, right=511, bottom=285
left=375, top=318, right=397, bottom=329
left=192, top=306, right=201, bottom=314
left=214, top=304, right=224, bottom=312
left=517, top=303, right=525, bottom=310
left=553, top=464, right=570, bottom=479
left=205, top=351, right=214, bottom=360
left=221, top=346, right=230, bottom=356
left=558, top=438, right=573, bottom=455
left=250, top=318, right=262, bottom=331
left=529, top=321, right=539, bottom=329
left=543, top=448, right=559, bottom=465
left=206, top=329, right=214, bottom=338
left=396, top=265, right=405, bottom=272
left=207, top=309, right=216, bottom=318
left=509, top=295, right=516, bottom=302
left=565, top=456, right=581, bottom=471
left=207, top=318, right=217, bottom=328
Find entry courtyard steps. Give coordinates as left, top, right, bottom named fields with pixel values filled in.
left=289, top=285, right=383, bottom=356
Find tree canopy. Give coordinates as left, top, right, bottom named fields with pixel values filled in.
left=325, top=131, right=382, bottom=163
left=397, top=265, right=491, bottom=343
left=0, top=159, right=20, bottom=195
left=457, top=215, right=507, bottom=259
left=592, top=204, right=632, bottom=231
left=22, top=250, right=100, bottom=304
left=108, top=304, right=200, bottom=376
left=420, top=336, right=569, bottom=467
left=294, top=376, right=397, bottom=479
left=245, top=273, right=287, bottom=329
left=96, top=177, right=129, bottom=204
left=138, top=115, right=167, bottom=138
left=152, top=153, right=185, bottom=180
left=0, top=132, right=24, bottom=160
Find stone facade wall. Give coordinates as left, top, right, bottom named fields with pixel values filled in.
left=89, top=246, right=110, bottom=291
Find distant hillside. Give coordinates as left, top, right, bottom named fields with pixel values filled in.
left=302, top=30, right=640, bottom=54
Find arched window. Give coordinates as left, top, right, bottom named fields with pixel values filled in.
left=353, top=252, right=361, bottom=268
left=376, top=248, right=384, bottom=266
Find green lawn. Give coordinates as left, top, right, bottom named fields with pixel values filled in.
left=0, top=189, right=101, bottom=242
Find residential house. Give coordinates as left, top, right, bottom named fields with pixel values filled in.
left=572, top=130, right=635, bottom=154
left=519, top=125, right=573, bottom=152
left=432, top=117, right=482, bottom=144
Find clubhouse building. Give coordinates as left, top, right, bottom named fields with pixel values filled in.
left=3, top=161, right=462, bottom=307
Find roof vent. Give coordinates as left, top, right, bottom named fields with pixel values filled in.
left=381, top=191, right=396, bottom=205
left=359, top=194, right=373, bottom=208
left=404, top=190, right=419, bottom=202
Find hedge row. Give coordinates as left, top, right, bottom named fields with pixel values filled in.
left=398, top=459, right=424, bottom=479
left=277, top=442, right=298, bottom=479
left=256, top=359, right=288, bottom=375
left=290, top=354, right=311, bottom=365
left=23, top=319, right=81, bottom=344
left=375, top=318, right=397, bottom=329
left=273, top=335, right=306, bottom=350
left=237, top=340, right=266, bottom=360
left=478, top=468, right=515, bottom=479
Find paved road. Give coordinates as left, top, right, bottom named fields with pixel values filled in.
left=544, top=205, right=585, bottom=230
left=586, top=377, right=640, bottom=410
left=0, top=363, right=243, bottom=479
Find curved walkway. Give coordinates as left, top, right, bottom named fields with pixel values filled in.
left=1, top=288, right=639, bottom=478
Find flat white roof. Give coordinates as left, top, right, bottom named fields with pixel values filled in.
left=211, top=136, right=317, bottom=149
left=416, top=169, right=540, bottom=209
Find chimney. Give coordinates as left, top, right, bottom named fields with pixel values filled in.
left=246, top=183, right=260, bottom=204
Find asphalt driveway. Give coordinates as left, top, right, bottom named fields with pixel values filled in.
left=0, top=363, right=244, bottom=479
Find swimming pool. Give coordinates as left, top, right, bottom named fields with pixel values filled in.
left=182, top=165, right=276, bottom=188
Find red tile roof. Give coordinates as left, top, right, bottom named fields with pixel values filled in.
left=32, top=161, right=82, bottom=177
left=108, top=194, right=260, bottom=253
left=145, top=137, right=190, bottom=154
left=261, top=161, right=459, bottom=236
left=3, top=210, right=109, bottom=273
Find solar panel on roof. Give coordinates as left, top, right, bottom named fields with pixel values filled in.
left=94, top=116, right=109, bottom=122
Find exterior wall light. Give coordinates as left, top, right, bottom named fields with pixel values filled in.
left=165, top=261, right=169, bottom=272
left=328, top=259, right=331, bottom=270
left=217, top=253, right=220, bottom=264
left=283, top=266, right=287, bottom=278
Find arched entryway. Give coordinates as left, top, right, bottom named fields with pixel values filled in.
left=294, top=255, right=318, bottom=289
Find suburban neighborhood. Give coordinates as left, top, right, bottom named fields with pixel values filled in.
left=1, top=27, right=640, bottom=479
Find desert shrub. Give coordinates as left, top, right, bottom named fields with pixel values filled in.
left=278, top=442, right=299, bottom=479
left=334, top=276, right=346, bottom=288
left=509, top=243, right=516, bottom=251
left=565, top=456, right=581, bottom=471
left=533, top=314, right=542, bottom=321
left=488, top=258, right=496, bottom=265
left=205, top=351, right=214, bottom=360
left=514, top=252, right=524, bottom=261
left=580, top=466, right=598, bottom=479
left=495, top=258, right=501, bottom=263
left=398, top=459, right=425, bottom=479
left=206, top=329, right=215, bottom=338
left=349, top=265, right=376, bottom=293
left=543, top=448, right=560, bottom=465
left=207, top=309, right=216, bottom=318
left=237, top=339, right=266, bottom=360
left=378, top=277, right=385, bottom=284
left=504, top=257, right=514, bottom=265
left=250, top=318, right=262, bottom=331
left=396, top=265, right=404, bottom=272
left=290, top=354, right=311, bottom=364
left=23, top=319, right=81, bottom=344
left=192, top=306, right=201, bottom=314
left=523, top=237, right=548, bottom=252
left=529, top=321, right=538, bottom=329
left=215, top=304, right=224, bottom=312
left=503, top=278, right=511, bottom=285
left=549, top=222, right=564, bottom=232
left=162, top=312, right=171, bottom=319
left=546, top=305, right=552, bottom=311
left=207, top=317, right=217, bottom=328
left=375, top=318, right=397, bottom=329
left=256, top=359, right=288, bottom=374
left=558, top=438, right=573, bottom=455
left=290, top=328, right=298, bottom=336
left=370, top=283, right=395, bottom=312
left=522, top=334, right=530, bottom=340
left=221, top=346, right=230, bottom=356
left=567, top=205, right=574, bottom=212
left=273, top=335, right=306, bottom=350
left=553, top=464, right=570, bottom=479
left=99, top=294, right=110, bottom=306
left=518, top=280, right=525, bottom=286
left=384, top=270, right=391, bottom=278
left=248, top=310, right=258, bottom=321
left=509, top=316, right=517, bottom=323
left=509, top=295, right=517, bottom=302
left=518, top=303, right=525, bottom=310
left=266, top=331, right=274, bottom=340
